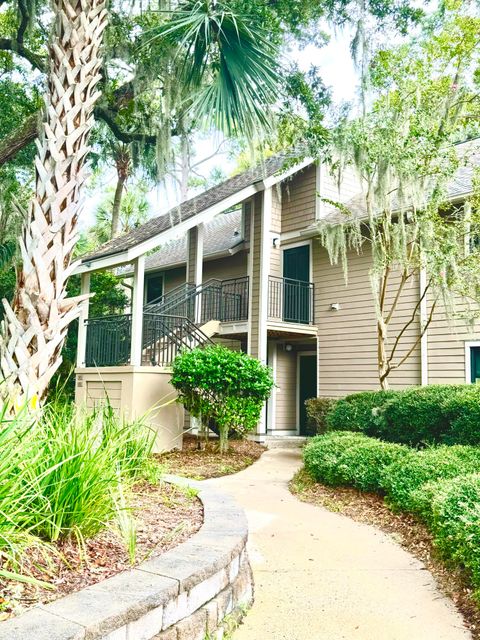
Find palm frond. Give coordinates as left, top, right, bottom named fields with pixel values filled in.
left=144, top=0, right=282, bottom=139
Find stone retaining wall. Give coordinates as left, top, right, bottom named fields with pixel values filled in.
left=0, top=480, right=253, bottom=640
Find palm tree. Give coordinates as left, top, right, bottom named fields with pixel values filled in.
left=0, top=0, right=281, bottom=402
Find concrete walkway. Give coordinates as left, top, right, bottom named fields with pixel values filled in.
left=205, top=448, right=471, bottom=640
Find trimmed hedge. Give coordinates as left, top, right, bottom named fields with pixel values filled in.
left=380, top=445, right=480, bottom=512
left=325, top=390, right=400, bottom=435
left=303, top=432, right=408, bottom=492
left=379, top=385, right=473, bottom=446
left=305, top=397, right=337, bottom=435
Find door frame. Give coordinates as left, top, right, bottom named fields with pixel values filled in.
left=465, top=341, right=480, bottom=383
left=296, top=350, right=317, bottom=434
left=281, top=240, right=313, bottom=283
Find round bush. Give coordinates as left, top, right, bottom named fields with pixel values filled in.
left=326, top=390, right=400, bottom=435
left=380, top=385, right=469, bottom=446
left=380, top=445, right=480, bottom=512
left=303, top=432, right=369, bottom=485
left=335, top=439, right=409, bottom=492
left=442, top=387, right=480, bottom=445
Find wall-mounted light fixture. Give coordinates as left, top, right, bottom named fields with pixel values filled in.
left=330, top=302, right=341, bottom=311
left=272, top=236, right=279, bottom=248
left=285, top=343, right=293, bottom=352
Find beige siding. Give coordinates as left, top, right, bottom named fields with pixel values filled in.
left=270, top=187, right=282, bottom=278
left=318, top=164, right=361, bottom=219
left=164, top=267, right=186, bottom=293
left=203, top=252, right=248, bottom=281
left=274, top=345, right=297, bottom=429
left=281, top=165, right=316, bottom=234
left=428, top=297, right=480, bottom=384
left=314, top=242, right=421, bottom=397
left=86, top=380, right=122, bottom=410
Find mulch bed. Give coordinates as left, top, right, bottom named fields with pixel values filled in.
left=157, top=435, right=265, bottom=479
left=290, top=469, right=480, bottom=639
left=0, top=481, right=203, bottom=620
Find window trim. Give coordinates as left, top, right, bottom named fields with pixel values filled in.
left=465, top=341, right=480, bottom=383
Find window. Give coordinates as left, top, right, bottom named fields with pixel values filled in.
left=145, top=273, right=163, bottom=304
left=470, top=347, right=480, bottom=384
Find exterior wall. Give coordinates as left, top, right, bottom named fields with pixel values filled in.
left=281, top=165, right=316, bottom=234
left=428, top=297, right=480, bottom=385
left=318, top=164, right=361, bottom=219
left=274, top=345, right=297, bottom=430
left=249, top=192, right=263, bottom=359
left=75, top=366, right=184, bottom=452
left=270, top=186, right=282, bottom=278
left=203, top=251, right=248, bottom=281
left=313, top=242, right=422, bottom=397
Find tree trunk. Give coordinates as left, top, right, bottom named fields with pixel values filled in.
left=111, top=147, right=130, bottom=239
left=377, top=318, right=389, bottom=389
left=0, top=0, right=108, bottom=403
left=111, top=174, right=126, bottom=239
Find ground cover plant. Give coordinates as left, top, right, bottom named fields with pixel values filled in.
left=301, top=432, right=480, bottom=603
left=171, top=345, right=274, bottom=453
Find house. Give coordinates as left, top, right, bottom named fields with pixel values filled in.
left=74, top=144, right=480, bottom=449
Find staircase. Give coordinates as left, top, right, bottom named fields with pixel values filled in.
left=85, top=277, right=248, bottom=368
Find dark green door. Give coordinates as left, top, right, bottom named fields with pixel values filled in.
left=299, top=354, right=317, bottom=436
left=471, top=347, right=480, bottom=383
left=283, top=245, right=310, bottom=323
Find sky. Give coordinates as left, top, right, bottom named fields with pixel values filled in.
left=83, top=25, right=360, bottom=229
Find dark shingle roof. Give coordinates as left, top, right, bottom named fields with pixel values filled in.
left=120, top=208, right=243, bottom=275
left=82, top=153, right=292, bottom=263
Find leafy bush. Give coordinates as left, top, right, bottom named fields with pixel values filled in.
left=423, top=474, right=480, bottom=591
left=379, top=385, right=470, bottom=445
left=441, top=387, right=480, bottom=445
left=326, top=390, right=400, bottom=435
left=381, top=445, right=480, bottom=512
left=304, top=432, right=368, bottom=485
left=304, top=431, right=408, bottom=492
left=304, top=397, right=337, bottom=435
left=171, top=345, right=274, bottom=452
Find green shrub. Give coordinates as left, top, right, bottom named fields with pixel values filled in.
left=336, top=439, right=409, bottom=492
left=304, top=397, right=337, bottom=435
left=379, top=384, right=471, bottom=446
left=304, top=432, right=408, bottom=492
left=426, top=474, right=480, bottom=591
left=441, top=387, right=480, bottom=445
left=381, top=445, right=480, bottom=512
left=326, top=390, right=400, bottom=435
left=171, top=345, right=274, bottom=452
left=304, top=432, right=368, bottom=485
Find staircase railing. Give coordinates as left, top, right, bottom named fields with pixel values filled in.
left=142, top=314, right=213, bottom=366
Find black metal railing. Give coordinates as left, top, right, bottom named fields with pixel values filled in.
left=85, top=314, right=132, bottom=367
left=142, top=314, right=212, bottom=366
left=145, top=282, right=196, bottom=318
left=268, top=276, right=314, bottom=325
left=199, top=276, right=249, bottom=323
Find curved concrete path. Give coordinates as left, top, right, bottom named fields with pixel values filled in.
left=205, top=448, right=471, bottom=640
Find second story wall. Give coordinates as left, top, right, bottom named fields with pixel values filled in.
left=281, top=165, right=316, bottom=235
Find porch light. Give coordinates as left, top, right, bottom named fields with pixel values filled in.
left=285, top=343, right=293, bottom=352
left=330, top=302, right=341, bottom=311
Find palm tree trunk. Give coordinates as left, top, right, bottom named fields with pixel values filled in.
left=0, top=0, right=108, bottom=403
left=111, top=174, right=126, bottom=239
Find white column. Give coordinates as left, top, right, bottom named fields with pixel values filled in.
left=76, top=272, right=90, bottom=367
left=130, top=255, right=145, bottom=366
left=187, top=224, right=204, bottom=323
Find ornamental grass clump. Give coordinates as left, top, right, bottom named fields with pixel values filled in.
left=0, top=400, right=155, bottom=584
left=171, top=345, right=274, bottom=453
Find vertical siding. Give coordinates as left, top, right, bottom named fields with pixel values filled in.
left=281, top=166, right=316, bottom=234
left=274, top=345, right=297, bottom=429
left=313, top=242, right=421, bottom=397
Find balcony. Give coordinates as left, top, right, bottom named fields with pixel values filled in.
left=268, top=276, right=314, bottom=325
